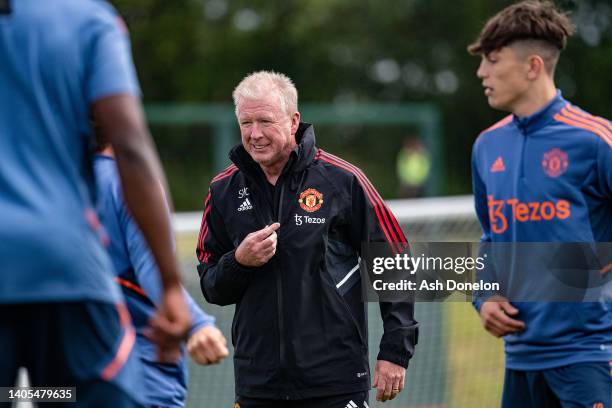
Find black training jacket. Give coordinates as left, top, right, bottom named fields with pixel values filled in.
left=196, top=123, right=418, bottom=399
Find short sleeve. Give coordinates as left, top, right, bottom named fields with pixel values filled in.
left=85, top=6, right=140, bottom=103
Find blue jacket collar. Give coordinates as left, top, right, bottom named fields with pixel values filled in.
left=513, top=91, right=567, bottom=134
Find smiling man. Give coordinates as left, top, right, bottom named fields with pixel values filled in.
left=196, top=71, right=418, bottom=407
left=468, top=1, right=612, bottom=407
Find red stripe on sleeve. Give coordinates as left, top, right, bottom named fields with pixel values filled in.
left=561, top=107, right=612, bottom=141
left=197, top=165, right=239, bottom=263
left=211, top=165, right=238, bottom=184
left=320, top=153, right=405, bottom=254
left=197, top=192, right=211, bottom=259
left=566, top=105, right=612, bottom=132
left=555, top=111, right=612, bottom=147
left=321, top=152, right=407, bottom=247
left=320, top=152, right=408, bottom=246
left=197, top=192, right=212, bottom=263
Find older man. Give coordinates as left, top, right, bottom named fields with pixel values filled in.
left=196, top=71, right=418, bottom=407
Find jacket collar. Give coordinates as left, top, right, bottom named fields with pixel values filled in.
left=513, top=90, right=567, bottom=134
left=229, top=122, right=317, bottom=176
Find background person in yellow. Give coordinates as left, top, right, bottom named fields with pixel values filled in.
left=396, top=137, right=431, bottom=198
left=196, top=71, right=418, bottom=407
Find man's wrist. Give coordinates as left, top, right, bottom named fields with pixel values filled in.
left=225, top=250, right=255, bottom=275
left=377, top=349, right=410, bottom=369
left=233, top=249, right=251, bottom=269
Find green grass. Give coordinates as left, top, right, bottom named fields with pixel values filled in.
left=446, top=302, right=504, bottom=407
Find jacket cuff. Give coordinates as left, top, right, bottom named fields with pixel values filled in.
left=188, top=320, right=214, bottom=338
left=220, top=249, right=254, bottom=279
left=376, top=348, right=411, bottom=369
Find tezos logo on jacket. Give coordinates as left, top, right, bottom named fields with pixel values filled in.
left=298, top=188, right=323, bottom=212
left=294, top=214, right=326, bottom=226
left=542, top=148, right=568, bottom=178
left=487, top=195, right=570, bottom=234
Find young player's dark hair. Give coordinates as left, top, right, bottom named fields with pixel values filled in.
left=468, top=0, right=575, bottom=57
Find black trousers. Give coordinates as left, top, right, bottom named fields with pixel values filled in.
left=236, top=391, right=369, bottom=408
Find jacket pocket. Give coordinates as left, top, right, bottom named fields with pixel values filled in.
left=326, top=239, right=361, bottom=296
left=322, top=264, right=367, bottom=350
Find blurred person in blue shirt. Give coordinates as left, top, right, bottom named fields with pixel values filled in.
left=94, top=131, right=229, bottom=408
left=0, top=1, right=190, bottom=405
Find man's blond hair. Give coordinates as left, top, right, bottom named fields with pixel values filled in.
left=233, top=71, right=298, bottom=117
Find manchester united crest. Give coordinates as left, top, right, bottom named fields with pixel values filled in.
left=298, top=188, right=324, bottom=213
left=541, top=148, right=568, bottom=178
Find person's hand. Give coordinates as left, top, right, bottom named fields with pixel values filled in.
left=187, top=326, right=229, bottom=365
left=479, top=296, right=525, bottom=337
left=145, top=284, right=191, bottom=362
left=372, top=360, right=406, bottom=402
left=235, top=223, right=280, bottom=267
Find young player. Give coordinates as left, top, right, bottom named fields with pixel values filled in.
left=469, top=1, right=612, bottom=407
left=0, top=1, right=190, bottom=405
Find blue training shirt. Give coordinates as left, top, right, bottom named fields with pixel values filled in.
left=471, top=91, right=612, bottom=370
left=94, top=154, right=215, bottom=408
left=0, top=0, right=140, bottom=304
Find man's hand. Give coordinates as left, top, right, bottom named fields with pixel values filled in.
left=479, top=296, right=525, bottom=337
left=187, top=326, right=229, bottom=365
left=235, top=223, right=280, bottom=267
left=145, top=285, right=191, bottom=362
left=372, top=360, right=406, bottom=402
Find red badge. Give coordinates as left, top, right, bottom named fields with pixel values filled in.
left=542, top=148, right=568, bottom=178
left=298, top=188, right=324, bottom=213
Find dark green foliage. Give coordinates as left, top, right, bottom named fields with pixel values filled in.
left=112, top=0, right=612, bottom=209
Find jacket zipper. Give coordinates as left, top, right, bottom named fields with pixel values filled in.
left=274, top=177, right=288, bottom=399
left=248, top=180, right=273, bottom=227
left=518, top=123, right=527, bottom=180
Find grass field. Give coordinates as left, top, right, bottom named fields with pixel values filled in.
left=447, top=302, right=504, bottom=407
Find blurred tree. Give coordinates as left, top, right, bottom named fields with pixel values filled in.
left=112, top=0, right=612, bottom=209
